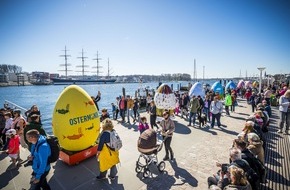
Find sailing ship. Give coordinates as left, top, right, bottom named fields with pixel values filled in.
left=51, top=47, right=116, bottom=85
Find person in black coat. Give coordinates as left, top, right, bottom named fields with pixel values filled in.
left=92, top=91, right=101, bottom=111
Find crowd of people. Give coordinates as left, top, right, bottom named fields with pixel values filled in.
left=206, top=84, right=290, bottom=190
left=0, top=81, right=289, bottom=189
left=0, top=104, right=50, bottom=189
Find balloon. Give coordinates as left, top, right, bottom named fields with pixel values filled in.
left=154, top=84, right=176, bottom=109
left=188, top=82, right=205, bottom=97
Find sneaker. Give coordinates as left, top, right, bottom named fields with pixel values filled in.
left=163, top=156, right=169, bottom=161
left=277, top=130, right=283, bottom=133
left=284, top=130, right=289, bottom=135
left=108, top=175, right=115, bottom=180
left=96, top=176, right=106, bottom=180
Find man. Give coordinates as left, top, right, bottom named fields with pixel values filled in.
left=197, top=95, right=204, bottom=117
left=118, top=96, right=127, bottom=123
left=210, top=96, right=223, bottom=128
left=92, top=91, right=101, bottom=111
left=126, top=96, right=134, bottom=124
left=278, top=89, right=290, bottom=134
left=24, top=114, right=47, bottom=150
left=26, top=129, right=51, bottom=190
left=188, top=95, right=200, bottom=127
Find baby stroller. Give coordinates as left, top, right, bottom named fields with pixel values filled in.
left=135, top=129, right=166, bottom=178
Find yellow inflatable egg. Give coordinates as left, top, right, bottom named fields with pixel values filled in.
left=52, top=85, right=100, bottom=151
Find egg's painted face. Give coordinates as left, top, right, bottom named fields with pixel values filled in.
left=154, top=84, right=176, bottom=110
left=52, top=85, right=100, bottom=151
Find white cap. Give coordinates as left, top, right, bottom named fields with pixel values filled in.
left=6, top=129, right=16, bottom=136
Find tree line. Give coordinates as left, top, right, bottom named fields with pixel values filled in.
left=0, top=64, right=22, bottom=74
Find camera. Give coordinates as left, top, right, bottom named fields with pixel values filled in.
left=221, top=164, right=228, bottom=173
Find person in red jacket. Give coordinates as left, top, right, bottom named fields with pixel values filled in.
left=5, top=129, right=21, bottom=169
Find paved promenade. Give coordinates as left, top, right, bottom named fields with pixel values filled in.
left=0, top=99, right=288, bottom=190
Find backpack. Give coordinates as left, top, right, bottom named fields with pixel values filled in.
left=107, top=130, right=122, bottom=151
left=242, top=152, right=267, bottom=182
left=36, top=135, right=60, bottom=163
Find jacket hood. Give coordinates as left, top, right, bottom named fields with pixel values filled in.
left=37, top=135, right=46, bottom=144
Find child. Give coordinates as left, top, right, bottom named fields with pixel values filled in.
left=5, top=129, right=21, bottom=168
left=1, top=112, right=14, bottom=151
left=100, top=108, right=110, bottom=122
left=254, top=110, right=264, bottom=128
left=111, top=103, right=116, bottom=120
left=138, top=116, right=149, bottom=134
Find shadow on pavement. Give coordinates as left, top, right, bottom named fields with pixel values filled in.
left=198, top=125, right=218, bottom=135
left=228, top=115, right=247, bottom=121
left=234, top=112, right=251, bottom=116
left=174, top=122, right=192, bottom=135
left=0, top=167, right=20, bottom=189
left=137, top=170, right=177, bottom=190
left=169, top=159, right=198, bottom=187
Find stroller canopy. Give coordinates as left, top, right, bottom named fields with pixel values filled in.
left=138, top=129, right=157, bottom=153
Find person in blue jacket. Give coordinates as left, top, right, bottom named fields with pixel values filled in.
left=26, top=129, right=51, bottom=190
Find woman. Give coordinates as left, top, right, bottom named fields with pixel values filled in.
left=25, top=105, right=42, bottom=124
left=217, top=166, right=252, bottom=190
left=210, top=96, right=223, bottom=128
left=96, top=118, right=119, bottom=180
left=160, top=110, right=175, bottom=160
left=247, top=133, right=264, bottom=164
left=12, top=109, right=28, bottom=149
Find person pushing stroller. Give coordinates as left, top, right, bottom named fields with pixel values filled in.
left=160, top=110, right=175, bottom=161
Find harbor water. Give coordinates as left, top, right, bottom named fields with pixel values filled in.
left=0, top=82, right=187, bottom=133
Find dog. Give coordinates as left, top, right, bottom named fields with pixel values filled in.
left=197, top=113, right=207, bottom=127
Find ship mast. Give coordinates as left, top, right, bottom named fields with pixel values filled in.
left=59, top=46, right=72, bottom=78
left=76, top=49, right=89, bottom=79
left=92, top=51, right=102, bottom=78
left=107, top=58, right=113, bottom=78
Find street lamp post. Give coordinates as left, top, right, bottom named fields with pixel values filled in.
left=257, top=67, right=266, bottom=93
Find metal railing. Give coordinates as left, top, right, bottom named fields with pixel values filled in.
left=4, top=100, right=28, bottom=118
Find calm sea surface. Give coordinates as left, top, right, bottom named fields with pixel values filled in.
left=1, top=81, right=203, bottom=134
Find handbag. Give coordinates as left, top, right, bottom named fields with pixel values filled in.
left=98, top=144, right=120, bottom=172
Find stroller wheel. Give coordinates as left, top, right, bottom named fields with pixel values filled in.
left=158, top=161, right=166, bottom=172
left=135, top=165, right=142, bottom=173
left=143, top=168, right=150, bottom=178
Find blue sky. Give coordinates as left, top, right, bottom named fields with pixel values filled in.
left=0, top=0, right=289, bottom=78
